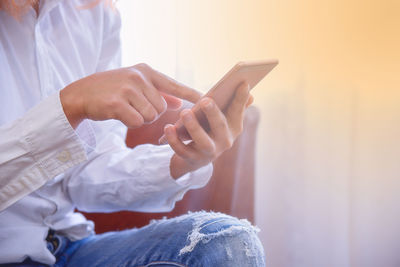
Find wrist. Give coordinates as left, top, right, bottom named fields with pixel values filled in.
left=60, top=84, right=85, bottom=129
left=170, top=154, right=192, bottom=179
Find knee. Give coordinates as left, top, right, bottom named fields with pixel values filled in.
left=179, top=212, right=266, bottom=267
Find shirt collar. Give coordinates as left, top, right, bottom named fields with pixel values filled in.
left=38, top=0, right=64, bottom=21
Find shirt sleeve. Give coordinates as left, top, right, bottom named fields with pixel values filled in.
left=0, top=93, right=88, bottom=211
left=65, top=122, right=213, bottom=213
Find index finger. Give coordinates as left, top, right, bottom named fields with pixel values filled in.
left=149, top=68, right=202, bottom=104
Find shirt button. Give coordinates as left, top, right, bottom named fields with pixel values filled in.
left=57, top=150, right=71, bottom=163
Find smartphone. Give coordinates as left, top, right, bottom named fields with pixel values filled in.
left=158, top=59, right=279, bottom=144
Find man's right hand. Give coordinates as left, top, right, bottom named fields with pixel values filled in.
left=60, top=63, right=202, bottom=129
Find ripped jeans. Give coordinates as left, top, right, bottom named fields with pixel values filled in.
left=11, top=211, right=266, bottom=267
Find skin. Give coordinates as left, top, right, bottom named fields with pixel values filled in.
left=166, top=83, right=253, bottom=178
left=60, top=63, right=253, bottom=179
left=60, top=63, right=199, bottom=129
left=32, top=1, right=39, bottom=15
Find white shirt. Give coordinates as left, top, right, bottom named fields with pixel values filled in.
left=0, top=0, right=212, bottom=264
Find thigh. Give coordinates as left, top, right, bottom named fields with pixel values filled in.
left=66, top=211, right=265, bottom=267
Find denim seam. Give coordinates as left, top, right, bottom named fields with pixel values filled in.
left=139, top=261, right=188, bottom=267
left=197, top=218, right=233, bottom=232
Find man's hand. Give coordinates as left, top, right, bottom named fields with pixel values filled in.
left=60, top=63, right=202, bottom=129
left=165, top=83, right=254, bottom=179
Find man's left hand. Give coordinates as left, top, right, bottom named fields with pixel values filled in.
left=165, top=83, right=253, bottom=179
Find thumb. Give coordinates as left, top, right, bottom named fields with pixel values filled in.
left=246, top=94, right=254, bottom=107
left=161, top=93, right=183, bottom=110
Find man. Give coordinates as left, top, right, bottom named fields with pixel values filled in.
left=0, top=0, right=266, bottom=266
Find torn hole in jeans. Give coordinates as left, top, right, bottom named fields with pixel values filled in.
left=178, top=211, right=260, bottom=257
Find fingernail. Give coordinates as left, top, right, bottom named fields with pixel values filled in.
left=183, top=111, right=192, bottom=122
left=164, top=124, right=173, bottom=135
left=202, top=99, right=213, bottom=111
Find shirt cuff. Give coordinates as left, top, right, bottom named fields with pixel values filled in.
left=138, top=144, right=213, bottom=191
left=23, top=92, right=88, bottom=178
left=128, top=144, right=213, bottom=212
left=0, top=93, right=88, bottom=210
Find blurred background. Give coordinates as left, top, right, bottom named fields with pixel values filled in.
left=117, top=0, right=400, bottom=266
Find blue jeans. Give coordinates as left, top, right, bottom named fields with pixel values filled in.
left=5, top=211, right=266, bottom=266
